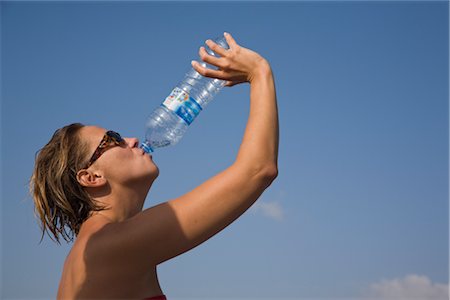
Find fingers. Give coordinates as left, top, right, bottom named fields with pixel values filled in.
left=223, top=32, right=238, bottom=50
left=225, top=81, right=237, bottom=87
left=191, top=60, right=228, bottom=80
left=191, top=32, right=242, bottom=84
left=205, top=39, right=228, bottom=57
left=204, top=32, right=238, bottom=56
left=198, top=46, right=227, bottom=69
left=196, top=32, right=239, bottom=69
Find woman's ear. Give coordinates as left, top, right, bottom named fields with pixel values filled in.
left=77, top=169, right=106, bottom=188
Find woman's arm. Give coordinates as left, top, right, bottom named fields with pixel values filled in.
left=235, top=61, right=278, bottom=175
left=99, top=34, right=279, bottom=269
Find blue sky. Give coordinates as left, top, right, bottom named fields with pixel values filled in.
left=1, top=1, right=448, bottom=299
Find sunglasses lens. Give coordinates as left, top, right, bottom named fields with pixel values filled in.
left=107, top=131, right=124, bottom=143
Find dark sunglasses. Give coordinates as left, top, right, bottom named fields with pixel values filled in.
left=85, top=130, right=126, bottom=168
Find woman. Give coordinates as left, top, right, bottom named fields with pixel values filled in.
left=31, top=32, right=278, bottom=300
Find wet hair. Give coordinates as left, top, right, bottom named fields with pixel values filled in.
left=30, top=123, right=106, bottom=244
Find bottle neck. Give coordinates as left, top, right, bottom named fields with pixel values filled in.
left=140, top=141, right=154, bottom=153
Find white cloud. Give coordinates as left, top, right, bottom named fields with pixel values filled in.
left=252, top=201, right=284, bottom=221
left=255, top=202, right=284, bottom=221
left=251, top=189, right=286, bottom=221
left=365, top=274, right=449, bottom=300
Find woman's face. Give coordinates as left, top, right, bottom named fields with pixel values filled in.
left=80, top=126, right=159, bottom=187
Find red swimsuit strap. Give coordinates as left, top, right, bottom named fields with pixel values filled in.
left=144, top=296, right=167, bottom=300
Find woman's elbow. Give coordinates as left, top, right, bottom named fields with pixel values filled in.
left=233, top=161, right=278, bottom=187
left=258, top=164, right=278, bottom=187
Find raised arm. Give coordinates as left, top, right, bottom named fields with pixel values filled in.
left=102, top=33, right=278, bottom=268
left=155, top=33, right=279, bottom=260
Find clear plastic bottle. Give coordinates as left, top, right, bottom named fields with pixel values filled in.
left=140, top=36, right=230, bottom=153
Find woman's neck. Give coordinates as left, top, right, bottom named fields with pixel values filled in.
left=90, top=183, right=148, bottom=222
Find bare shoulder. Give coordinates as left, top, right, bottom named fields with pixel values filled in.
left=80, top=218, right=131, bottom=260
left=58, top=218, right=163, bottom=299
left=87, top=202, right=177, bottom=267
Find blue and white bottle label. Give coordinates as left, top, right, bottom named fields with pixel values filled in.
left=162, top=87, right=202, bottom=125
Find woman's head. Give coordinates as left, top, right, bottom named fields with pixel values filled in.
left=30, top=123, right=158, bottom=243
left=76, top=126, right=159, bottom=190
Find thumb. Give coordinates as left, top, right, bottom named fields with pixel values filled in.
left=224, top=81, right=235, bottom=87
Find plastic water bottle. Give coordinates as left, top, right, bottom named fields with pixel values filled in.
left=140, top=36, right=230, bottom=153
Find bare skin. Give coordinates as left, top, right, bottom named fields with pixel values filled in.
left=57, top=33, right=278, bottom=299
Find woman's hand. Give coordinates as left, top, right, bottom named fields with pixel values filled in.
left=191, top=32, right=270, bottom=87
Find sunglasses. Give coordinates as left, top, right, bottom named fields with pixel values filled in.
left=85, top=130, right=126, bottom=168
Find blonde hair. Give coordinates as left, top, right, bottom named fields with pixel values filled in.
left=30, top=123, right=106, bottom=244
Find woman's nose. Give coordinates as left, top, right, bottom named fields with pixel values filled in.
left=125, top=137, right=139, bottom=148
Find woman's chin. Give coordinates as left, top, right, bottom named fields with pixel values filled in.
left=146, top=164, right=160, bottom=183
